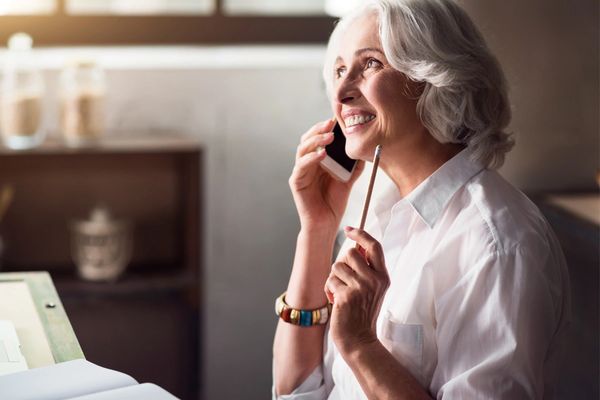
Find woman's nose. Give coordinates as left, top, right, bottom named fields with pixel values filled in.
left=335, top=75, right=360, bottom=104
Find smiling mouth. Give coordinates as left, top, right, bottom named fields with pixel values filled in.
left=344, top=114, right=376, bottom=128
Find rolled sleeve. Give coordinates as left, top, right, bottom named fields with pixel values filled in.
left=272, top=366, right=327, bottom=400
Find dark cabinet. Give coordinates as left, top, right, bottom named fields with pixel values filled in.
left=535, top=193, right=599, bottom=399
left=0, top=135, right=202, bottom=400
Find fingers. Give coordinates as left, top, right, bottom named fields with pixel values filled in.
left=295, top=148, right=326, bottom=170
left=300, top=118, right=336, bottom=142
left=296, top=118, right=336, bottom=161
left=341, top=248, right=374, bottom=280
left=289, top=148, right=327, bottom=190
left=327, top=249, right=389, bottom=310
left=343, top=227, right=386, bottom=272
left=331, top=248, right=380, bottom=288
left=330, top=261, right=359, bottom=287
left=325, top=287, right=334, bottom=304
left=324, top=274, right=346, bottom=296
left=296, top=132, right=334, bottom=161
left=290, top=118, right=336, bottom=190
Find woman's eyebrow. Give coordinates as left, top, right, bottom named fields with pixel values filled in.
left=355, top=47, right=385, bottom=57
left=335, top=47, right=385, bottom=63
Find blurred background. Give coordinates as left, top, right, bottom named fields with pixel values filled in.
left=0, top=0, right=597, bottom=399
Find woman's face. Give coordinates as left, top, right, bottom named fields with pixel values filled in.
left=332, top=12, right=424, bottom=161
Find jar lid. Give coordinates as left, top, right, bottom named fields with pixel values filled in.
left=72, top=206, right=130, bottom=235
left=7, top=33, right=33, bottom=51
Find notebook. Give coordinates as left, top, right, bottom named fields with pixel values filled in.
left=0, top=358, right=178, bottom=400
left=0, top=320, right=28, bottom=376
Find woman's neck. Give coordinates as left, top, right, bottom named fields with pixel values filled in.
left=379, top=130, right=464, bottom=198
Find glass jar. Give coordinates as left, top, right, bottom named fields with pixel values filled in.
left=70, top=206, right=132, bottom=282
left=0, top=33, right=45, bottom=150
left=59, top=60, right=106, bottom=146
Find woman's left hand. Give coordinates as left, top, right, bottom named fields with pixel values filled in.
left=325, top=226, right=390, bottom=356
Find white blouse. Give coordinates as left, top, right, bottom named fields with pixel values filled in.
left=274, top=148, right=570, bottom=399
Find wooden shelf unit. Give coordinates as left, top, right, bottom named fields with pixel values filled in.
left=0, top=134, right=203, bottom=400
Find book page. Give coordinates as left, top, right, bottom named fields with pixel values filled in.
left=0, top=359, right=137, bottom=400
left=0, top=280, right=54, bottom=367
left=68, top=383, right=179, bottom=400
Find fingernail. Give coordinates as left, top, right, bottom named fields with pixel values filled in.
left=316, top=147, right=325, bottom=155
left=344, top=226, right=354, bottom=232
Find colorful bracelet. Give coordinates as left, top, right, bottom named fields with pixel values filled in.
left=275, top=292, right=331, bottom=327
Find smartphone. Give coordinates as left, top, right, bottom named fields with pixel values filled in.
left=319, top=121, right=357, bottom=182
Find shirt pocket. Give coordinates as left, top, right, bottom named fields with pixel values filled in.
left=379, top=314, right=424, bottom=384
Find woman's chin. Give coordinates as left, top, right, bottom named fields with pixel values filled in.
left=346, top=143, right=373, bottom=162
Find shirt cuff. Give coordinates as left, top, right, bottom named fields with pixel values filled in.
left=272, top=366, right=327, bottom=400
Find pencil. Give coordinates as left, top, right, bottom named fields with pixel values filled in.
left=325, top=145, right=382, bottom=304
left=355, top=145, right=382, bottom=249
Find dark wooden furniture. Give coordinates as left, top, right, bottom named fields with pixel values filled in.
left=534, top=192, right=599, bottom=399
left=0, top=135, right=202, bottom=400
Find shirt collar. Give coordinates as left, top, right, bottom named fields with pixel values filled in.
left=374, top=148, right=484, bottom=230
left=406, top=147, right=484, bottom=228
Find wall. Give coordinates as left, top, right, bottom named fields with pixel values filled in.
left=1, top=0, right=596, bottom=396
left=462, top=0, right=599, bottom=191
left=7, top=49, right=333, bottom=399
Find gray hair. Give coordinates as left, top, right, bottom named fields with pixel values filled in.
left=323, top=0, right=514, bottom=169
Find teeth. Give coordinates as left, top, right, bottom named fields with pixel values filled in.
left=344, top=114, right=375, bottom=127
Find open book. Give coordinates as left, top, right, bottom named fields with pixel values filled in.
left=0, top=359, right=178, bottom=400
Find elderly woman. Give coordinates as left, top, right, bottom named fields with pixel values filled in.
left=273, top=0, right=569, bottom=399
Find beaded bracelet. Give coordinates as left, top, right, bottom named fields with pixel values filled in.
left=275, top=292, right=331, bottom=327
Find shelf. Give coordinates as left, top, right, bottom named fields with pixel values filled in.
left=0, top=143, right=202, bottom=271
left=0, top=136, right=202, bottom=400
left=0, top=132, right=202, bottom=155
left=51, top=269, right=197, bottom=298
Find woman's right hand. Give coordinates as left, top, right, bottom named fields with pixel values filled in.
left=289, top=118, right=364, bottom=233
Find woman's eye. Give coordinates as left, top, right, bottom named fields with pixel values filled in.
left=335, top=66, right=346, bottom=79
left=366, top=58, right=382, bottom=69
